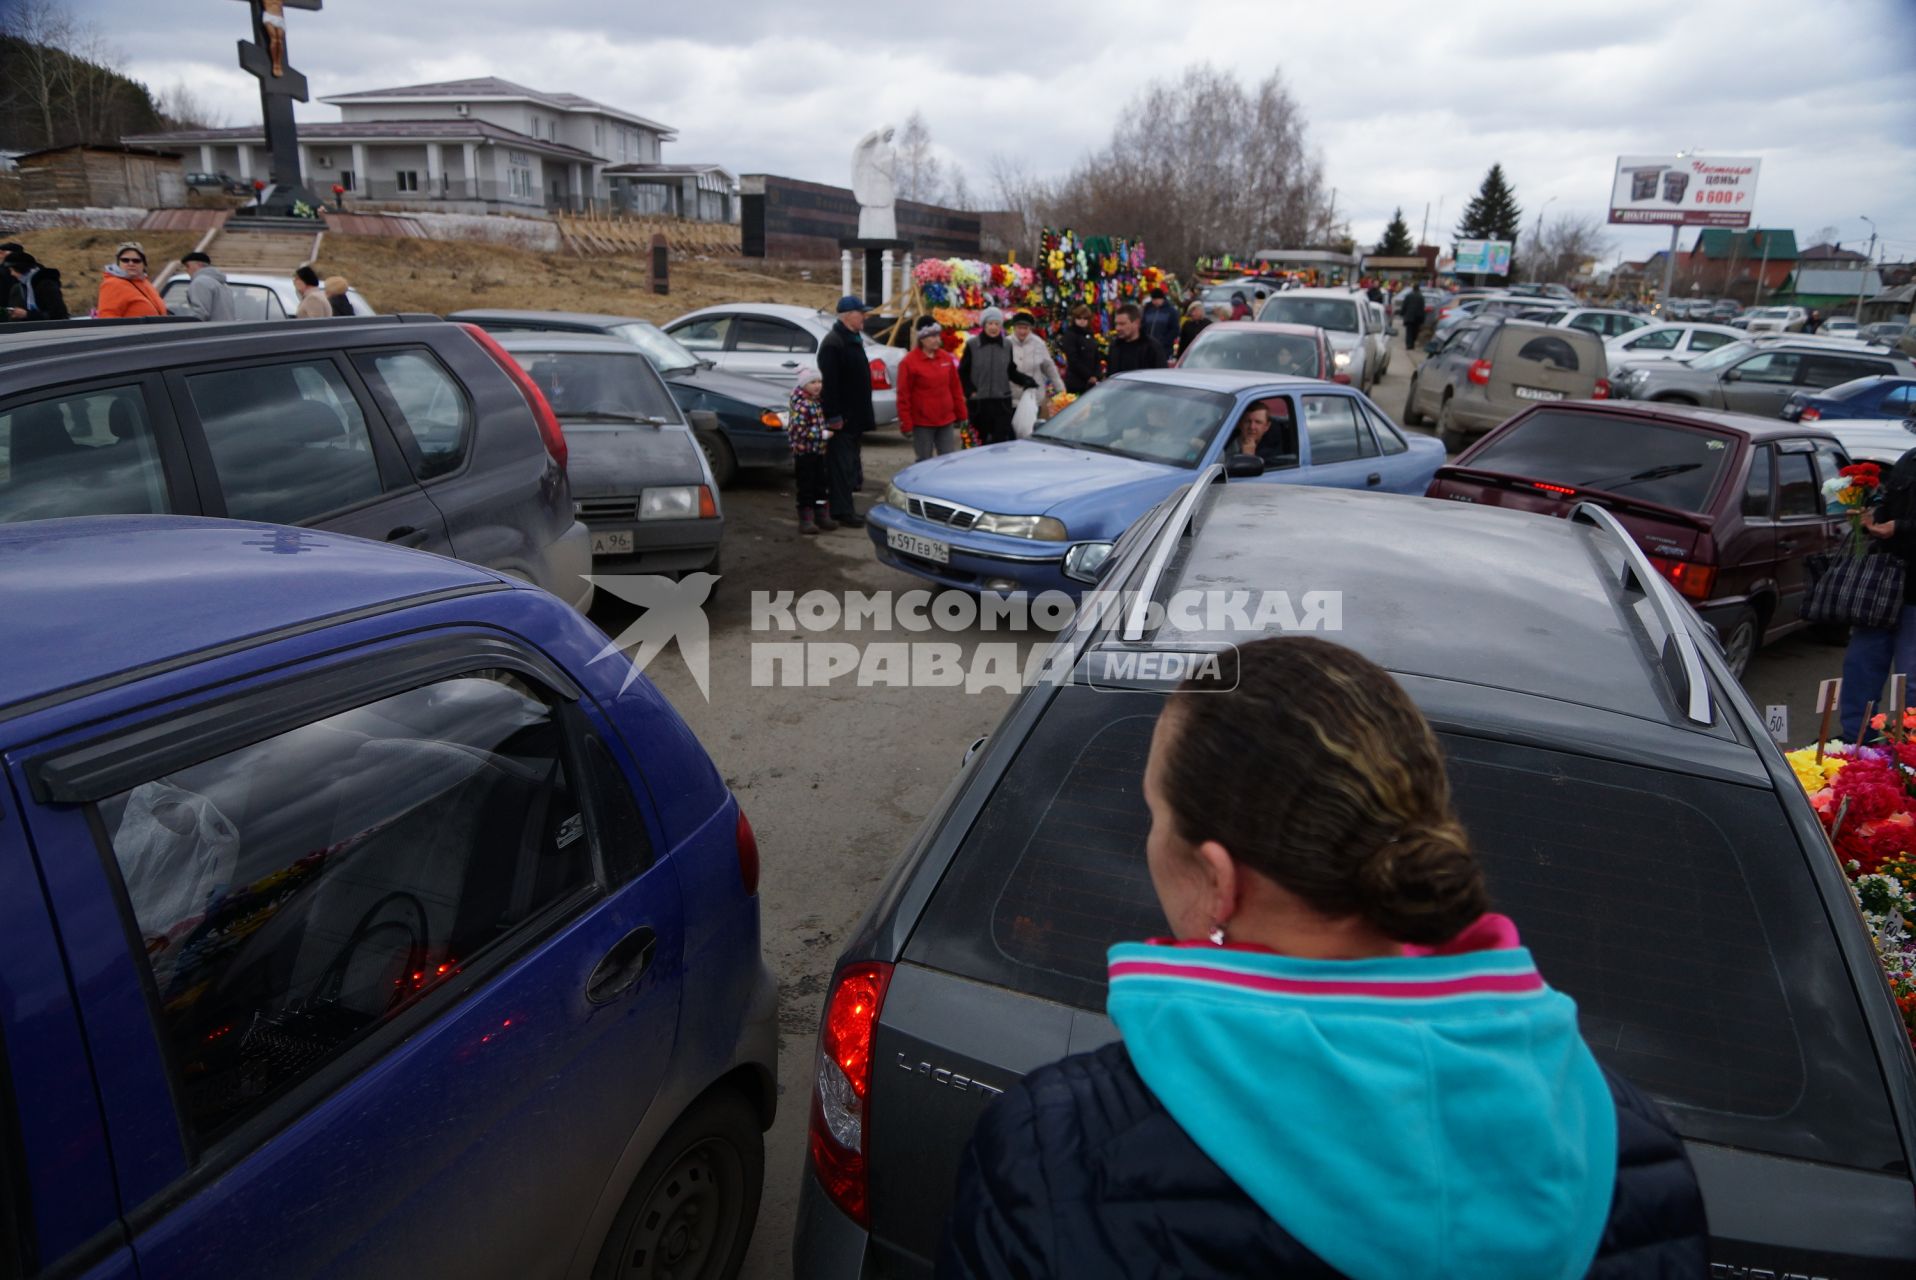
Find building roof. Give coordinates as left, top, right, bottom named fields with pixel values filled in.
left=1800, top=242, right=1869, bottom=262
left=15, top=143, right=183, bottom=162
left=319, top=77, right=675, bottom=137
left=1780, top=268, right=1885, bottom=297
left=123, top=121, right=602, bottom=163
left=1690, top=228, right=1797, bottom=261
left=601, top=162, right=736, bottom=193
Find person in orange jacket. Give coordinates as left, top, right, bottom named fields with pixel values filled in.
left=96, top=242, right=165, bottom=318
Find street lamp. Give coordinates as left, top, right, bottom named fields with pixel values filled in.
left=1856, top=215, right=1878, bottom=323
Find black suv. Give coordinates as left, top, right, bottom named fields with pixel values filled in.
left=794, top=472, right=1916, bottom=1277
left=0, top=316, right=592, bottom=610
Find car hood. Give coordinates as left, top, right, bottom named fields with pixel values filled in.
left=660, top=363, right=783, bottom=409
left=559, top=419, right=704, bottom=497
left=896, top=439, right=1182, bottom=517
left=1825, top=419, right=1916, bottom=464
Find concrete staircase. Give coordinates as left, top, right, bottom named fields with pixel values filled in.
left=204, top=227, right=323, bottom=274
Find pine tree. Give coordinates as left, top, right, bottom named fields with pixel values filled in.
left=1375, top=207, right=1414, bottom=256
left=1455, top=164, right=1523, bottom=280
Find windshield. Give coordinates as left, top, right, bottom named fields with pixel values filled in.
left=1465, top=408, right=1732, bottom=512
left=509, top=351, right=681, bottom=421
left=611, top=322, right=702, bottom=373
left=1257, top=297, right=1359, bottom=333
left=1752, top=308, right=1791, bottom=320
left=1178, top=330, right=1323, bottom=376
left=1688, top=340, right=1755, bottom=371
left=1033, top=381, right=1234, bottom=467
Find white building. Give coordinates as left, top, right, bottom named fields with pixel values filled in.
left=123, top=77, right=736, bottom=219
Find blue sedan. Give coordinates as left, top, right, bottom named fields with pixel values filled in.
left=867, top=370, right=1444, bottom=594
left=1782, top=375, right=1916, bottom=425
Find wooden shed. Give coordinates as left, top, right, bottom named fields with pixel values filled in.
left=15, top=145, right=185, bottom=209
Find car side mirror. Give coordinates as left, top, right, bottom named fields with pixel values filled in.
left=1723, top=368, right=1742, bottom=382
left=1225, top=453, right=1267, bottom=478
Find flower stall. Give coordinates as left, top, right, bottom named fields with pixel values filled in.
left=1786, top=727, right=1916, bottom=1051
left=1038, top=228, right=1165, bottom=335
left=909, top=257, right=1043, bottom=336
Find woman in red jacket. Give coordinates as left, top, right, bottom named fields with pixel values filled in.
left=96, top=242, right=165, bottom=318
left=897, top=316, right=967, bottom=460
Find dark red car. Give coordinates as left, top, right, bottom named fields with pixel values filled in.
left=1426, top=401, right=1855, bottom=677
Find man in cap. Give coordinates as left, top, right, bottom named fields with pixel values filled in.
left=818, top=294, right=877, bottom=527
left=169, top=251, right=236, bottom=322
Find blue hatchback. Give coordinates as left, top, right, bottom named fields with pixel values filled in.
left=1782, top=374, right=1916, bottom=425
left=867, top=370, right=1444, bottom=594
left=0, top=517, right=775, bottom=1279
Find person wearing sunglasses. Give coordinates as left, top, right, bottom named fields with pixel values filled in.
left=97, top=242, right=165, bottom=319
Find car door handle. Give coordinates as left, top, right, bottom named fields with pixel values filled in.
left=385, top=525, right=429, bottom=547
left=586, top=925, right=658, bottom=1005
left=781, top=360, right=799, bottom=368
left=1366, top=473, right=1382, bottom=486
left=1778, top=537, right=1800, bottom=553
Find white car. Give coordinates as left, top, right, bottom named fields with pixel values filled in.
left=155, top=270, right=375, bottom=320
left=1745, top=306, right=1808, bottom=334
left=1366, top=300, right=1392, bottom=375
left=1524, top=307, right=1649, bottom=340
left=1604, top=322, right=1744, bottom=364
left=1255, top=288, right=1385, bottom=391
left=662, top=302, right=904, bottom=425
left=1817, top=417, right=1916, bottom=464
left=1821, top=316, right=1862, bottom=337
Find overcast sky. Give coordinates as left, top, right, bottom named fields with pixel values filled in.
left=84, top=0, right=1916, bottom=267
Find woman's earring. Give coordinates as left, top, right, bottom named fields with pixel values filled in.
left=1208, top=923, right=1227, bottom=947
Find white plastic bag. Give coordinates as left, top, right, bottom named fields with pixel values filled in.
left=113, top=780, right=240, bottom=940
left=1011, top=390, right=1039, bottom=440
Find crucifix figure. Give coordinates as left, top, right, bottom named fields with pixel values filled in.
left=228, top=0, right=323, bottom=216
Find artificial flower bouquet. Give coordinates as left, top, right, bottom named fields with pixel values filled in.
left=1822, top=461, right=1885, bottom=556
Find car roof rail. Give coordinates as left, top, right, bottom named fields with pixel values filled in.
left=1121, top=462, right=1227, bottom=641
left=1569, top=501, right=1713, bottom=725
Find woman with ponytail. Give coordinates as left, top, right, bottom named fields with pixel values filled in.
left=940, top=636, right=1708, bottom=1279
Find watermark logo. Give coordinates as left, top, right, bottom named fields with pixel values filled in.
left=588, top=573, right=719, bottom=699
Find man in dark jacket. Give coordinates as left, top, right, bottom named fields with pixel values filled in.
left=3, top=252, right=68, bottom=322
left=1399, top=283, right=1427, bottom=350
left=1105, top=304, right=1166, bottom=375
left=1138, top=288, right=1179, bottom=356
left=818, top=295, right=876, bottom=527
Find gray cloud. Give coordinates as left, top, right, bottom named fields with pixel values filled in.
left=82, top=0, right=1916, bottom=262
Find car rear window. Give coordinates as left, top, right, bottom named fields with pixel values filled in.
left=1179, top=330, right=1322, bottom=377
left=1465, top=409, right=1732, bottom=512
left=906, top=686, right=1902, bottom=1170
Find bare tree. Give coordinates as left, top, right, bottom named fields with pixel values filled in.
left=1525, top=212, right=1611, bottom=284
left=944, top=166, right=974, bottom=212
left=987, top=152, right=1050, bottom=256
left=895, top=110, right=943, bottom=205
left=157, top=81, right=227, bottom=130
left=1038, top=64, right=1326, bottom=275
left=2, top=0, right=75, bottom=148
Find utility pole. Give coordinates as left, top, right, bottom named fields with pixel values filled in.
left=1724, top=231, right=1741, bottom=304
left=1755, top=231, right=1771, bottom=306
left=1531, top=195, right=1557, bottom=281
left=1420, top=201, right=1429, bottom=248
left=1856, top=216, right=1878, bottom=323
left=1659, top=225, right=1681, bottom=310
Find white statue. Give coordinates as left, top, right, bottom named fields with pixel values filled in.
left=852, top=125, right=898, bottom=241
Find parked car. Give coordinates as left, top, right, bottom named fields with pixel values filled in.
left=451, top=309, right=791, bottom=487
left=795, top=473, right=1916, bottom=1278
left=1524, top=307, right=1650, bottom=340
left=1710, top=299, right=1743, bottom=321
left=1614, top=338, right=1916, bottom=415
left=1817, top=417, right=1916, bottom=464
left=0, top=316, right=593, bottom=611
left=0, top=515, right=776, bottom=1280
left=1606, top=321, right=1744, bottom=365
left=1822, top=316, right=1862, bottom=338
left=1425, top=292, right=1503, bottom=347
left=1403, top=317, right=1610, bottom=452
left=183, top=170, right=251, bottom=195
left=867, top=369, right=1442, bottom=595
left=1427, top=401, right=1853, bottom=676
left=493, top=333, right=724, bottom=577
left=1862, top=321, right=1910, bottom=347
left=156, top=270, right=375, bottom=320
left=1366, top=299, right=1393, bottom=375
left=1782, top=375, right=1916, bottom=424
left=661, top=303, right=904, bottom=426
left=1173, top=320, right=1333, bottom=381
left=1745, top=306, right=1809, bottom=334
left=1253, top=288, right=1386, bottom=391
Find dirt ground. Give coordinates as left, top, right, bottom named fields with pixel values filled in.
left=13, top=227, right=840, bottom=320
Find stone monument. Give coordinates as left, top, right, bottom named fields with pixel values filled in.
left=843, top=125, right=910, bottom=309
left=228, top=0, right=326, bottom=221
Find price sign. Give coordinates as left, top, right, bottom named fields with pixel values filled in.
left=1764, top=704, right=1789, bottom=743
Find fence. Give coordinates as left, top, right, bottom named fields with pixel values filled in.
left=556, top=210, right=738, bottom=257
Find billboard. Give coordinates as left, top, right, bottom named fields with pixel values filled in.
left=1454, top=239, right=1512, bottom=275
left=1609, top=155, right=1760, bottom=227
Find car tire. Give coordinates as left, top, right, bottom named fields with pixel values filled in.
left=698, top=430, right=738, bottom=489
left=1403, top=376, right=1423, bottom=426
left=1436, top=397, right=1469, bottom=455
left=1720, top=606, right=1761, bottom=682
left=591, top=1088, right=763, bottom=1280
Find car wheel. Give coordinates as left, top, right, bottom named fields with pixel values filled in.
left=592, top=1089, right=762, bottom=1280
left=698, top=430, right=738, bottom=488
left=1720, top=607, right=1761, bottom=681
left=1403, top=376, right=1422, bottom=426
left=1436, top=397, right=1469, bottom=455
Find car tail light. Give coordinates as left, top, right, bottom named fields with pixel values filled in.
left=459, top=323, right=567, bottom=471
left=1801, top=406, right=1821, bottom=422
left=698, top=485, right=718, bottom=518
left=1468, top=359, right=1493, bottom=386
left=869, top=358, right=891, bottom=391
left=1332, top=372, right=1352, bottom=385
left=734, top=806, right=759, bottom=895
left=1650, top=555, right=1717, bottom=601
left=808, top=961, right=894, bottom=1227
left=1593, top=378, right=1611, bottom=399
left=1532, top=481, right=1578, bottom=497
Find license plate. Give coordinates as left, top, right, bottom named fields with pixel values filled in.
left=591, top=529, right=634, bottom=555
left=1514, top=386, right=1566, bottom=401
left=887, top=529, right=950, bottom=564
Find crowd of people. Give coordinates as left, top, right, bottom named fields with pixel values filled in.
left=0, top=238, right=355, bottom=323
